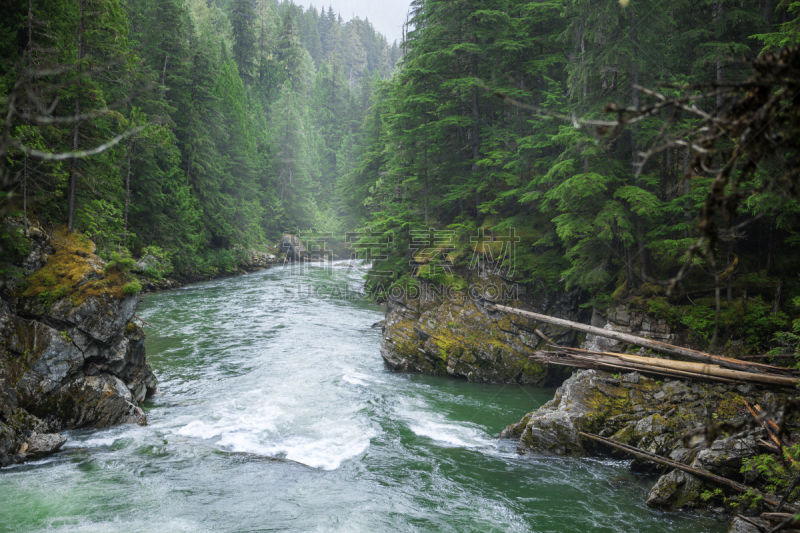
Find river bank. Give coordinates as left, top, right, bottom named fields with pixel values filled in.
left=378, top=273, right=800, bottom=531
left=0, top=226, right=157, bottom=469
left=0, top=262, right=726, bottom=532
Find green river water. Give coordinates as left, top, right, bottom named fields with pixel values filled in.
left=0, top=263, right=727, bottom=532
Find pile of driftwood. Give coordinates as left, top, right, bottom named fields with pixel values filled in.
left=488, top=304, right=799, bottom=388
left=529, top=346, right=798, bottom=388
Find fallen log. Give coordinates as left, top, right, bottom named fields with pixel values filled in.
left=490, top=303, right=796, bottom=376
left=762, top=512, right=800, bottom=533
left=578, top=432, right=798, bottom=513
left=531, top=350, right=742, bottom=384
left=529, top=347, right=798, bottom=388
left=761, top=513, right=798, bottom=524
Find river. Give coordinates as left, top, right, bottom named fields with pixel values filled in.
left=0, top=263, right=726, bottom=532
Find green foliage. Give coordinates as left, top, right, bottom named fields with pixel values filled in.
left=105, top=251, right=137, bottom=273
left=0, top=0, right=398, bottom=281
left=122, top=280, right=142, bottom=295
left=39, top=285, right=70, bottom=308
left=742, top=445, right=800, bottom=500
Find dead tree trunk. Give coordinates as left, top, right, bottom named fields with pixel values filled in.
left=489, top=303, right=792, bottom=375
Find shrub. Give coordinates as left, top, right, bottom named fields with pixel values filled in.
left=122, top=280, right=142, bottom=295
left=105, top=251, right=137, bottom=273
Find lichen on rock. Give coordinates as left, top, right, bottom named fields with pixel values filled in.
left=0, top=227, right=157, bottom=468
left=501, top=366, right=796, bottom=524
left=380, top=271, right=579, bottom=385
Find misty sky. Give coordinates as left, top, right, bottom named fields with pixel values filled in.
left=297, top=0, right=413, bottom=43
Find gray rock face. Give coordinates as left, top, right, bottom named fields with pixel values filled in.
left=24, top=432, right=67, bottom=458
left=48, top=293, right=139, bottom=345
left=0, top=229, right=158, bottom=468
left=581, top=305, right=677, bottom=352
left=691, top=434, right=758, bottom=479
left=380, top=273, right=579, bottom=385
left=728, top=517, right=770, bottom=533
left=281, top=234, right=307, bottom=261
left=646, top=469, right=706, bottom=510
left=502, top=366, right=789, bottom=523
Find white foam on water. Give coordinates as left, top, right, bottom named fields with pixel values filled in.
left=168, top=377, right=377, bottom=470
left=68, top=436, right=118, bottom=448
left=342, top=374, right=368, bottom=386
left=176, top=420, right=223, bottom=440
left=393, top=395, right=494, bottom=449
left=409, top=420, right=488, bottom=448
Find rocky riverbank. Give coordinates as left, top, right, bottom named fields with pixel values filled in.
left=139, top=247, right=283, bottom=293
left=379, top=272, right=581, bottom=386
left=375, top=268, right=799, bottom=530
left=0, top=227, right=157, bottom=468
left=500, top=369, right=799, bottom=527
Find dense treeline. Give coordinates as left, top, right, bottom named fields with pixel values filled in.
left=0, top=0, right=399, bottom=273
left=2, top=0, right=799, bottom=353
left=342, top=0, right=800, bottom=353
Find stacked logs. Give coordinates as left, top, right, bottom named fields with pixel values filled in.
left=528, top=346, right=799, bottom=388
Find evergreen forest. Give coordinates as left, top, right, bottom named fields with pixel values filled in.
left=2, top=0, right=800, bottom=354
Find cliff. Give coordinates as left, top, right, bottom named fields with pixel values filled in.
left=379, top=269, right=580, bottom=385
left=0, top=226, right=157, bottom=468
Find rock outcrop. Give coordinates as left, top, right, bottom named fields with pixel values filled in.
left=0, top=227, right=157, bottom=468
left=380, top=270, right=580, bottom=385
left=281, top=234, right=308, bottom=261
left=581, top=305, right=677, bottom=352
left=501, top=368, right=795, bottom=516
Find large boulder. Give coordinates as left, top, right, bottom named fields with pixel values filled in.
left=646, top=469, right=706, bottom=511
left=505, top=370, right=636, bottom=455
left=0, top=227, right=157, bottom=467
left=281, top=234, right=307, bottom=261
left=691, top=433, right=759, bottom=479
left=380, top=273, right=579, bottom=385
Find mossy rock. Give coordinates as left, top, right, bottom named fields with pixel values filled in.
left=21, top=227, right=132, bottom=311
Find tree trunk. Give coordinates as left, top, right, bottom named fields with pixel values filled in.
left=423, top=139, right=429, bottom=225
left=761, top=0, right=772, bottom=33
left=68, top=0, right=84, bottom=233
left=683, top=147, right=691, bottom=238
left=161, top=54, right=169, bottom=88
left=471, top=23, right=480, bottom=215
left=23, top=156, right=28, bottom=233
left=714, top=2, right=725, bottom=112
left=774, top=281, right=783, bottom=315
left=766, top=219, right=774, bottom=275
left=712, top=254, right=722, bottom=351
left=727, top=240, right=734, bottom=305
left=123, top=148, right=131, bottom=246
left=490, top=303, right=792, bottom=375
left=629, top=6, right=647, bottom=283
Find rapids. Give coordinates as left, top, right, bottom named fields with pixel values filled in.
left=0, top=263, right=725, bottom=532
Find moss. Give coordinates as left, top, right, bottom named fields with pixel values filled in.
left=717, top=393, right=746, bottom=420
left=522, top=361, right=546, bottom=379
left=21, top=227, right=131, bottom=309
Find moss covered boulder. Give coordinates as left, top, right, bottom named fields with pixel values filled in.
left=380, top=273, right=580, bottom=385
left=502, top=368, right=797, bottom=519
left=0, top=227, right=157, bottom=467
